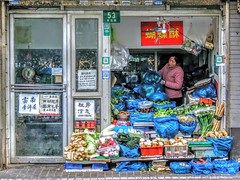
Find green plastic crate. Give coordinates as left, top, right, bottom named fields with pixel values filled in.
left=188, top=141, right=212, bottom=147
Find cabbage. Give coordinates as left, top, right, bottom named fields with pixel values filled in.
left=87, top=142, right=97, bottom=155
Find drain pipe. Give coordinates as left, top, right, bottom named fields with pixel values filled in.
left=1, top=0, right=7, bottom=170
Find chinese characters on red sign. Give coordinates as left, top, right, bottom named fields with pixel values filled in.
left=141, top=21, right=183, bottom=46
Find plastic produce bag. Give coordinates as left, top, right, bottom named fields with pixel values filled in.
left=191, top=83, right=217, bottom=98
left=170, top=162, right=192, bottom=174
left=113, top=126, right=133, bottom=132
left=111, top=42, right=130, bottom=71
left=113, top=102, right=125, bottom=111
left=148, top=92, right=169, bottom=102
left=119, top=144, right=140, bottom=158
left=206, top=136, right=233, bottom=157
left=141, top=69, right=162, bottom=84
left=111, top=86, right=125, bottom=97
left=212, top=159, right=239, bottom=175
left=116, top=161, right=147, bottom=172
left=130, top=112, right=153, bottom=124
left=125, top=99, right=141, bottom=110
left=136, top=83, right=163, bottom=98
left=190, top=158, right=213, bottom=175
left=181, top=39, right=202, bottom=56
left=178, top=114, right=197, bottom=136
left=154, top=115, right=179, bottom=139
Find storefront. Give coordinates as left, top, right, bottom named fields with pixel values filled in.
left=0, top=0, right=232, bottom=166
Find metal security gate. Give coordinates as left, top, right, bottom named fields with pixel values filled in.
left=229, top=1, right=240, bottom=160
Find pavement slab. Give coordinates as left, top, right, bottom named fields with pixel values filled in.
left=0, top=164, right=240, bottom=179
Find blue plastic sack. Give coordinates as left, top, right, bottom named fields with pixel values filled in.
left=116, top=161, right=147, bottom=172
left=190, top=158, right=213, bottom=175
left=192, top=83, right=217, bottom=98
left=141, top=70, right=162, bottom=84
left=111, top=86, right=125, bottom=97
left=139, top=84, right=155, bottom=98
left=119, top=144, right=140, bottom=158
left=113, top=126, right=133, bottom=132
left=179, top=122, right=197, bottom=136
left=206, top=136, right=233, bottom=157
left=113, top=102, right=125, bottom=111
left=130, top=112, right=153, bottom=124
left=170, top=162, right=192, bottom=174
left=153, top=101, right=176, bottom=110
left=148, top=92, right=169, bottom=102
left=154, top=115, right=179, bottom=139
left=212, top=159, right=239, bottom=175
left=178, top=115, right=197, bottom=136
left=135, top=83, right=163, bottom=98
left=125, top=99, right=141, bottom=110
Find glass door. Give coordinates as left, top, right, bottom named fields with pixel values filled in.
left=70, top=15, right=103, bottom=137
left=10, top=14, right=67, bottom=163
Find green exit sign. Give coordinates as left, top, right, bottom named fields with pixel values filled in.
left=103, top=10, right=120, bottom=23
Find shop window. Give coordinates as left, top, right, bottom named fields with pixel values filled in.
left=14, top=18, right=63, bottom=85
left=15, top=92, right=63, bottom=156
left=75, top=19, right=99, bottom=92
left=73, top=99, right=101, bottom=133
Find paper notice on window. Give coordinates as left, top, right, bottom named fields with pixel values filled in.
left=18, top=94, right=40, bottom=115
left=75, top=100, right=95, bottom=120
left=77, top=69, right=97, bottom=90
left=40, top=94, right=60, bottom=116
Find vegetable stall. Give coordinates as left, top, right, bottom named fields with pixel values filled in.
left=63, top=72, right=238, bottom=175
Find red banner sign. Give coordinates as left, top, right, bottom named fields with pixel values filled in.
left=141, top=21, right=183, bottom=46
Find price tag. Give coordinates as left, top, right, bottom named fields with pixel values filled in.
left=103, top=10, right=120, bottom=23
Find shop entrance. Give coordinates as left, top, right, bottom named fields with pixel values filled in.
left=110, top=14, right=223, bottom=128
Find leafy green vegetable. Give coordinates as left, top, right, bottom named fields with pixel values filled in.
left=87, top=142, right=97, bottom=155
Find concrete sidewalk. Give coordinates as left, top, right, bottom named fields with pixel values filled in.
left=0, top=164, right=240, bottom=179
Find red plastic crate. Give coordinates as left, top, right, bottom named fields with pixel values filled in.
left=140, top=146, right=164, bottom=156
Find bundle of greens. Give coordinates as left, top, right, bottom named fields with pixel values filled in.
left=114, top=132, right=140, bottom=149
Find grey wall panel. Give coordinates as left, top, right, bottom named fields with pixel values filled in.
left=230, top=42, right=240, bottom=46
left=229, top=1, right=240, bottom=128
left=230, top=128, right=240, bottom=160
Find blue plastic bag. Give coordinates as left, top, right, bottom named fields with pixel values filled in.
left=206, top=136, right=233, bottom=157
left=130, top=112, right=153, bottom=124
left=148, top=92, right=169, bottom=102
left=113, top=126, right=133, bottom=132
left=135, top=83, right=163, bottom=98
left=178, top=115, right=197, bottom=136
left=119, top=144, right=140, bottom=158
left=111, top=86, right=125, bottom=97
left=125, top=99, right=140, bottom=110
left=170, top=162, right=192, bottom=174
left=192, top=83, right=217, bottom=98
left=154, top=115, right=179, bottom=139
left=212, top=159, right=239, bottom=175
left=113, top=102, right=125, bottom=111
left=179, top=122, right=197, bottom=136
left=116, top=161, right=147, bottom=172
left=190, top=158, right=213, bottom=175
left=141, top=70, right=162, bottom=84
